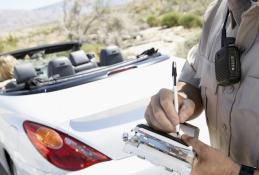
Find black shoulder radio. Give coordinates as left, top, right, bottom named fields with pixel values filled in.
left=215, top=9, right=241, bottom=86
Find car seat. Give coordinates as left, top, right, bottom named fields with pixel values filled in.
left=69, top=50, right=98, bottom=73
left=4, top=63, right=38, bottom=92
left=14, top=63, right=37, bottom=84
left=99, top=46, right=123, bottom=66
left=48, top=57, right=75, bottom=78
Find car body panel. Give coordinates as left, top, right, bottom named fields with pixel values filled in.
left=68, top=157, right=174, bottom=175
left=0, top=55, right=194, bottom=175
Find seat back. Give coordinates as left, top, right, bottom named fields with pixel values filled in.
left=14, top=63, right=37, bottom=84
left=48, top=57, right=75, bottom=78
left=69, top=50, right=97, bottom=73
left=100, top=46, right=123, bottom=66
left=70, top=50, right=90, bottom=66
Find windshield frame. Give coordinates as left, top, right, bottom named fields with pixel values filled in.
left=0, top=41, right=82, bottom=60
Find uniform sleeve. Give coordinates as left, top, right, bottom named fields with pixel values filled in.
left=179, top=45, right=200, bottom=88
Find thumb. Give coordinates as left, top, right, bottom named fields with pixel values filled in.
left=179, top=99, right=195, bottom=123
left=181, top=135, right=206, bottom=156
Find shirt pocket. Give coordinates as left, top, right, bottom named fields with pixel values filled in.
left=199, top=59, right=218, bottom=131
left=199, top=59, right=217, bottom=92
left=236, top=76, right=259, bottom=115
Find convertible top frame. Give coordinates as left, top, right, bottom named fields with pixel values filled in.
left=0, top=41, right=82, bottom=59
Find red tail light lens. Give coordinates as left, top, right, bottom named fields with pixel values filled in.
left=23, top=121, right=110, bottom=171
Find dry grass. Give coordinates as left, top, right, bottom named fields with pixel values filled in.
left=0, top=0, right=213, bottom=55
left=175, top=28, right=201, bottom=58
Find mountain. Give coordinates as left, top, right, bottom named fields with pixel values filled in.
left=0, top=0, right=133, bottom=34
left=0, top=9, right=62, bottom=33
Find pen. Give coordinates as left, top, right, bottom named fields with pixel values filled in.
left=172, top=62, right=180, bottom=136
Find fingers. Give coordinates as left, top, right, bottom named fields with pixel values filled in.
left=159, top=89, right=179, bottom=126
left=181, top=135, right=207, bottom=156
left=144, top=88, right=196, bottom=133
left=145, top=103, right=161, bottom=130
left=159, top=89, right=195, bottom=124
left=146, top=96, right=176, bottom=132
left=190, top=158, right=199, bottom=175
left=179, top=99, right=195, bottom=122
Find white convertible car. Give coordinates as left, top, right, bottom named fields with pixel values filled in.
left=0, top=42, right=206, bottom=175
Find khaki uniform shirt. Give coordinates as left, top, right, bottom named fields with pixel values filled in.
left=179, top=0, right=259, bottom=167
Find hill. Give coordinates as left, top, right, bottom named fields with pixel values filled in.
left=0, top=0, right=133, bottom=33
left=0, top=0, right=213, bottom=58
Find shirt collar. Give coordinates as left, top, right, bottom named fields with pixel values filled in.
left=250, top=0, right=258, bottom=6
left=228, top=0, right=252, bottom=25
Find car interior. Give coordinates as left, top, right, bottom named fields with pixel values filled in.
left=0, top=43, right=164, bottom=95
left=1, top=45, right=124, bottom=93
left=47, top=46, right=124, bottom=78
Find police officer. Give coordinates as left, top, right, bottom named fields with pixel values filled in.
left=145, top=0, right=259, bottom=174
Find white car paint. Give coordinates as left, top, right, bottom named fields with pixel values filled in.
left=0, top=56, right=209, bottom=175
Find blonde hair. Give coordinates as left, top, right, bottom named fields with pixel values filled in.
left=0, top=55, right=17, bottom=81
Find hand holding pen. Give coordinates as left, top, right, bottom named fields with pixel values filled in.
left=144, top=61, right=196, bottom=134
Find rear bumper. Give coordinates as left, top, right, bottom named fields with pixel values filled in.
left=68, top=157, right=175, bottom=175
left=14, top=154, right=174, bottom=175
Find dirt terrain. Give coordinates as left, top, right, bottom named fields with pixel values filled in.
left=123, top=26, right=201, bottom=59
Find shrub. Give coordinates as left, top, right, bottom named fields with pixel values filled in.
left=178, top=13, right=202, bottom=28
left=146, top=16, right=160, bottom=27
left=160, top=12, right=180, bottom=28
left=175, top=31, right=201, bottom=58
left=0, top=42, right=4, bottom=53
left=6, top=35, right=19, bottom=47
left=0, top=35, right=19, bottom=53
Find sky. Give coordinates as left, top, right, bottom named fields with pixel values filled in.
left=0, top=0, right=63, bottom=10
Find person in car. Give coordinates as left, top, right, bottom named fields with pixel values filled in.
left=0, top=55, right=17, bottom=90
left=145, top=0, right=259, bottom=175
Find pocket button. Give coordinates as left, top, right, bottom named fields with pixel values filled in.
left=223, top=123, right=228, bottom=131
left=224, top=85, right=234, bottom=94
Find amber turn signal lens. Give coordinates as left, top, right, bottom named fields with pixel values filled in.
left=35, top=127, right=63, bottom=150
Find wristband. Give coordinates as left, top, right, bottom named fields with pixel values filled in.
left=239, top=165, right=256, bottom=175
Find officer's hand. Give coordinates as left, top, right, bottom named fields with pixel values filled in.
left=182, top=135, right=240, bottom=175
left=144, top=88, right=195, bottom=133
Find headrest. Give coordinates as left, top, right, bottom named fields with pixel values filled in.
left=14, top=63, right=37, bottom=84
left=101, top=46, right=121, bottom=55
left=48, top=57, right=75, bottom=78
left=69, top=50, right=90, bottom=66
left=100, top=46, right=123, bottom=66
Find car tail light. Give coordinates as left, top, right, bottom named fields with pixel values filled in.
left=23, top=121, right=111, bottom=171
